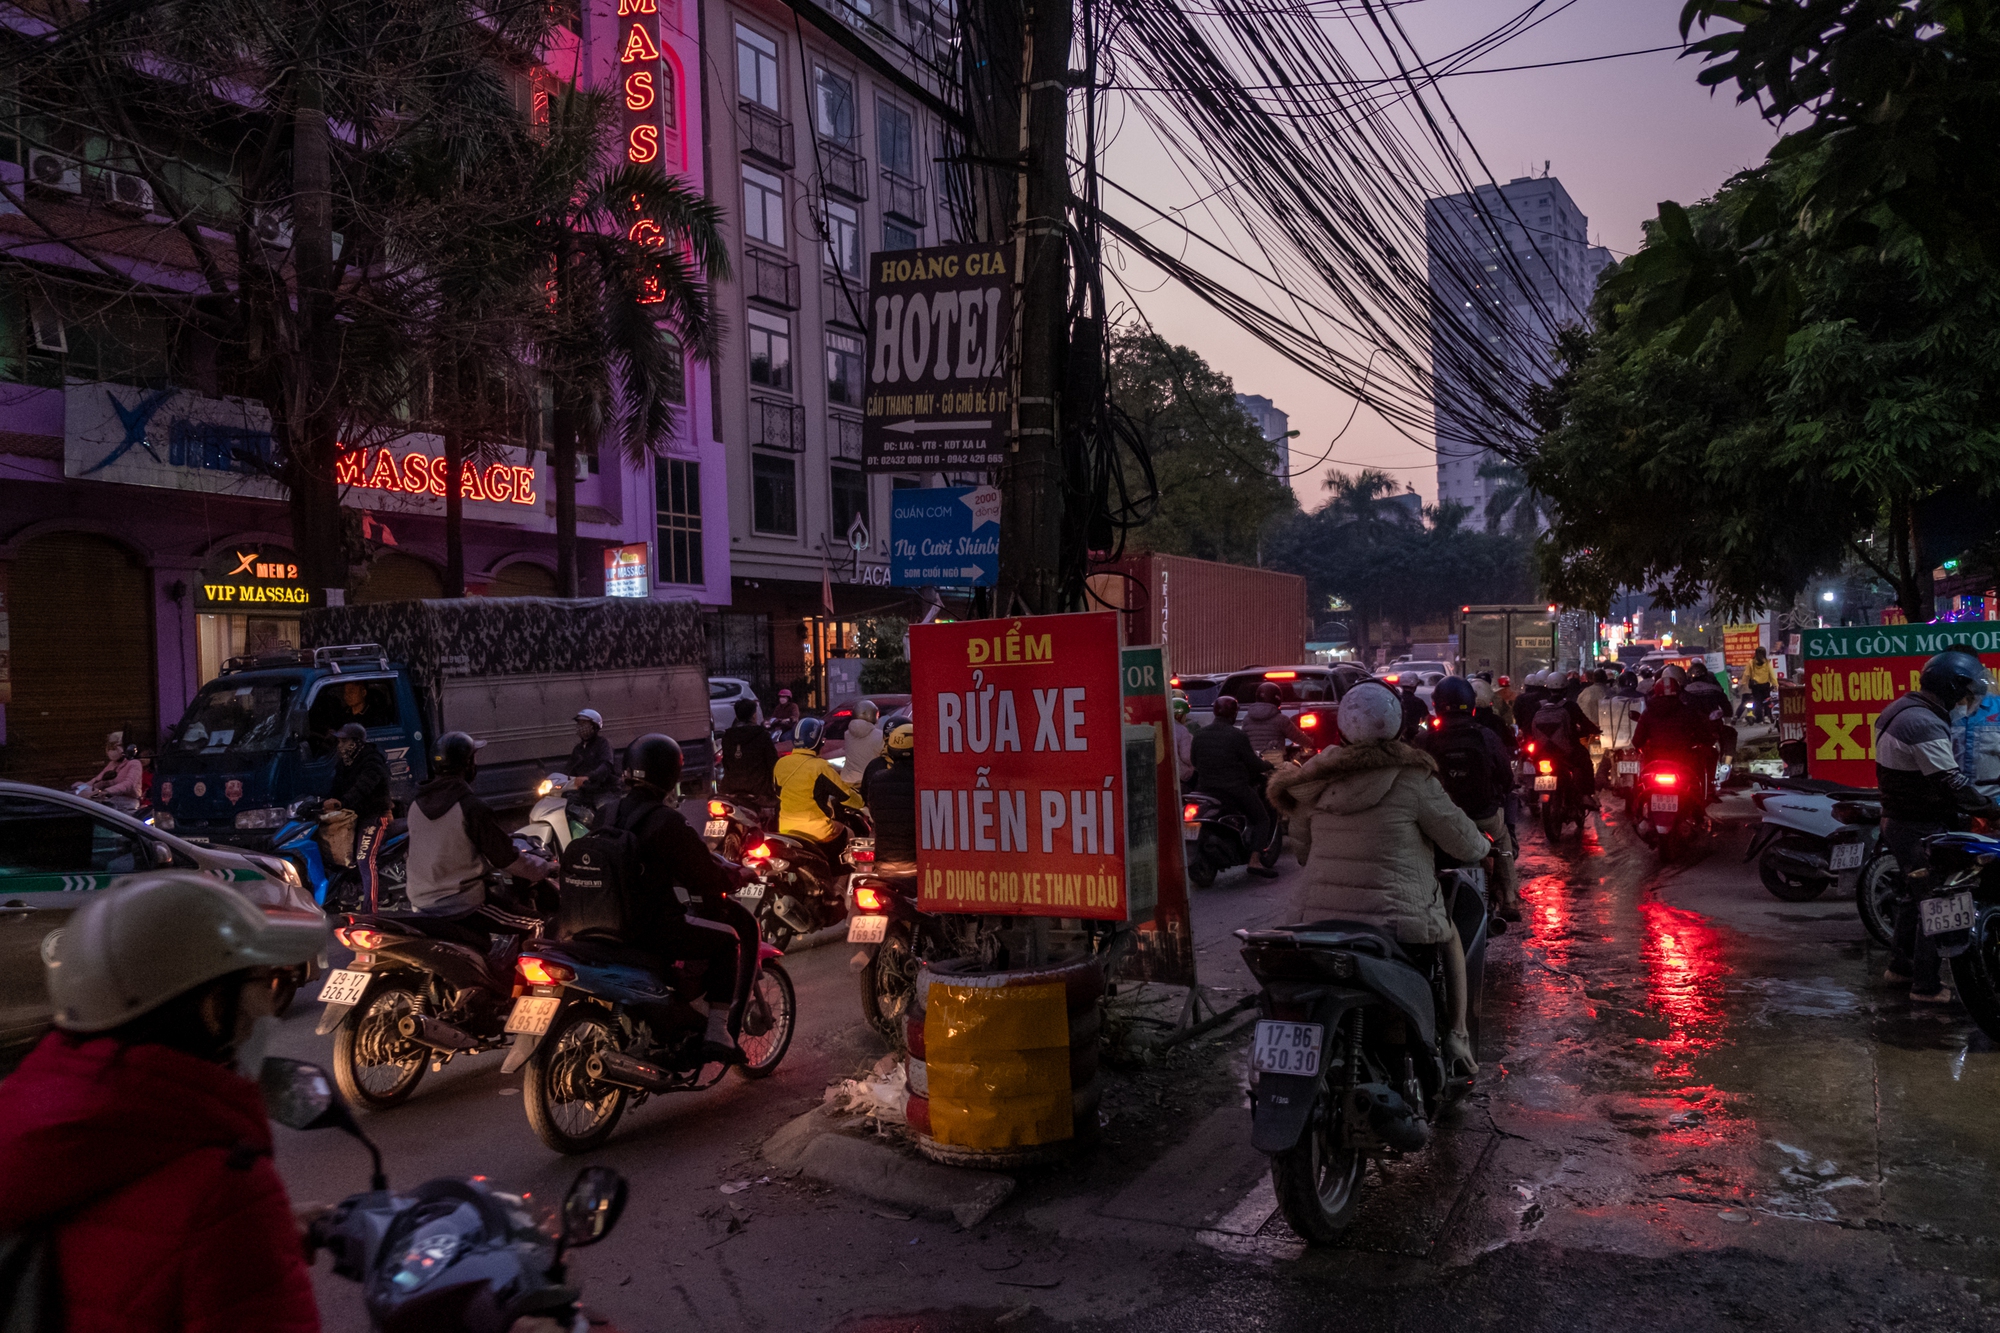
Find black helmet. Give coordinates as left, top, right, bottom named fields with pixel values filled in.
left=433, top=731, right=485, bottom=776
left=1255, top=682, right=1282, bottom=705
left=624, top=733, right=683, bottom=790
left=1920, top=649, right=1991, bottom=706
left=794, top=716, right=826, bottom=752
left=1433, top=676, right=1477, bottom=715
left=1213, top=696, right=1240, bottom=724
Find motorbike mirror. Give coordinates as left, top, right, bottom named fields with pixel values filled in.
left=260, top=1057, right=390, bottom=1191
left=559, top=1167, right=629, bottom=1250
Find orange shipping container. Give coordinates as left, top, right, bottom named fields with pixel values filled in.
left=1086, top=554, right=1309, bottom=676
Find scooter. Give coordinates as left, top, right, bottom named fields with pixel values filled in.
left=258, top=1057, right=630, bottom=1333
left=740, top=807, right=871, bottom=948
left=515, top=772, right=606, bottom=857
left=274, top=799, right=411, bottom=913
left=702, top=792, right=773, bottom=863
left=1524, top=742, right=1588, bottom=842
left=1917, top=829, right=2000, bottom=1042
left=1631, top=755, right=1711, bottom=859
left=1745, top=780, right=1882, bottom=904
left=1183, top=788, right=1284, bottom=887
left=1236, top=866, right=1494, bottom=1243
left=847, top=868, right=980, bottom=1051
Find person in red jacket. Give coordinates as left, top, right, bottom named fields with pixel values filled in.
left=0, top=871, right=326, bottom=1333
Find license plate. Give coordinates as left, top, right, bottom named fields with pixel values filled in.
left=736, top=883, right=764, bottom=901
left=704, top=818, right=730, bottom=838
left=1533, top=775, right=1559, bottom=792
left=1830, top=842, right=1865, bottom=871
left=847, top=914, right=888, bottom=943
left=1651, top=795, right=1679, bottom=813
left=505, top=996, right=561, bottom=1036
left=1618, top=761, right=1640, bottom=775
left=318, top=969, right=370, bottom=1007
left=1251, top=1020, right=1324, bottom=1076
left=1921, top=891, right=1977, bottom=937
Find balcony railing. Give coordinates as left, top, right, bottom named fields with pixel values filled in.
left=817, top=141, right=868, bottom=200
left=830, top=414, right=863, bottom=462
left=880, top=170, right=926, bottom=225
left=740, top=101, right=794, bottom=170
left=744, top=248, right=800, bottom=309
left=751, top=397, right=805, bottom=452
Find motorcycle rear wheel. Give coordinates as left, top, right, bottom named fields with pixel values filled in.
left=1856, top=852, right=1899, bottom=949
left=1758, top=835, right=1831, bottom=902
left=333, top=988, right=428, bottom=1111
left=1270, top=1091, right=1364, bottom=1243
left=524, top=1006, right=628, bottom=1154
left=736, top=963, right=796, bottom=1079
left=1952, top=929, right=2000, bottom=1043
left=1188, top=850, right=1217, bottom=888
left=859, top=922, right=922, bottom=1051
left=1541, top=801, right=1562, bottom=843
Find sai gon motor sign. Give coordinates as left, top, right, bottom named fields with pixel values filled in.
left=1802, top=622, right=2000, bottom=787
left=910, top=612, right=1135, bottom=920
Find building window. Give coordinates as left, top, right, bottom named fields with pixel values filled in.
left=736, top=26, right=780, bottom=111
left=824, top=199, right=860, bottom=278
left=815, top=67, right=856, bottom=142
left=752, top=453, right=798, bottom=535
left=656, top=458, right=703, bottom=585
left=877, top=98, right=915, bottom=178
left=742, top=165, right=785, bottom=246
left=748, top=310, right=792, bottom=391
left=826, top=328, right=863, bottom=405
left=832, top=465, right=868, bottom=542
left=883, top=219, right=917, bottom=252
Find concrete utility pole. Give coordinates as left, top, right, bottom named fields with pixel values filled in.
left=996, top=0, right=1071, bottom=617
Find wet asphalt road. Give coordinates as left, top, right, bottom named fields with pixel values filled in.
left=273, top=792, right=2000, bottom=1332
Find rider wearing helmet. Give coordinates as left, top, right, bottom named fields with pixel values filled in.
left=407, top=731, right=553, bottom=926
left=608, top=734, right=747, bottom=1059
left=1241, top=681, right=1308, bottom=759
left=566, top=708, right=618, bottom=799
left=720, top=697, right=780, bottom=806
left=1525, top=673, right=1603, bottom=809
left=0, top=873, right=325, bottom=1333
left=1190, top=696, right=1279, bottom=877
left=843, top=699, right=887, bottom=778
left=1874, top=649, right=2000, bottom=1006
left=773, top=715, right=865, bottom=848
left=863, top=720, right=918, bottom=873
left=1631, top=664, right=1724, bottom=803
left=1419, top=677, right=1520, bottom=919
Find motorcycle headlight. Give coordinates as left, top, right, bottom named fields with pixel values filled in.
left=151, top=810, right=175, bottom=830
left=536, top=779, right=555, bottom=797
left=235, top=806, right=290, bottom=829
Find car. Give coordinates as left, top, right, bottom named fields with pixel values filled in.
left=1170, top=673, right=1226, bottom=728
left=822, top=694, right=913, bottom=770
left=1216, top=665, right=1373, bottom=708
left=0, top=781, right=325, bottom=1057
left=1380, top=660, right=1451, bottom=686
left=709, top=676, right=764, bottom=732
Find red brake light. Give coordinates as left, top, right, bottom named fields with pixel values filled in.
left=708, top=799, right=728, bottom=817
left=1537, top=759, right=1554, bottom=775
left=854, top=885, right=886, bottom=912
left=1524, top=741, right=1536, bottom=754
left=1299, top=713, right=1319, bottom=728
left=851, top=844, right=875, bottom=863
left=1382, top=673, right=1400, bottom=684
left=1427, top=716, right=1442, bottom=730
left=334, top=926, right=386, bottom=951
left=1170, top=676, right=1182, bottom=687
left=1652, top=772, right=1678, bottom=788
left=747, top=843, right=772, bottom=860
left=1264, top=670, right=1298, bottom=680
left=516, top=957, right=575, bottom=987
left=1183, top=803, right=1200, bottom=822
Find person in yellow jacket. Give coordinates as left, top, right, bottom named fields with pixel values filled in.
left=773, top=715, right=864, bottom=845
left=1745, top=647, right=1778, bottom=723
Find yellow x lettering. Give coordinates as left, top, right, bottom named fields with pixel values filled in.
left=1814, top=712, right=1867, bottom=761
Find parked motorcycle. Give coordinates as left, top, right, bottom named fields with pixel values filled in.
left=1631, top=755, right=1710, bottom=858
left=739, top=809, right=870, bottom=948
left=848, top=869, right=977, bottom=1051
left=1745, top=781, right=1882, bottom=903
left=501, top=899, right=796, bottom=1153
left=515, top=772, right=606, bottom=857
left=259, top=1057, right=630, bottom=1333
left=315, top=852, right=551, bottom=1111
left=1182, top=788, right=1284, bottom=887
left=1915, top=830, right=2000, bottom=1041
left=275, top=799, right=411, bottom=913
left=1236, top=867, right=1494, bottom=1242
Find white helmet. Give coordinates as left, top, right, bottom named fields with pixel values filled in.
left=574, top=708, right=604, bottom=729
left=46, top=872, right=325, bottom=1033
left=855, top=699, right=880, bottom=722
left=1336, top=679, right=1403, bottom=744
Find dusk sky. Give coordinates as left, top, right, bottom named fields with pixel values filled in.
left=1102, top=0, right=1784, bottom=509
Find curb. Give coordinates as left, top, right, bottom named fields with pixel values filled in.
left=797, top=1131, right=1016, bottom=1228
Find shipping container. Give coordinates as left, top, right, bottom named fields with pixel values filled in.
left=1086, top=554, right=1308, bottom=675
left=1460, top=604, right=1560, bottom=679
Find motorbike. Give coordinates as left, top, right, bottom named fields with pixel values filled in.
left=1604, top=744, right=1644, bottom=793
left=515, top=772, right=607, bottom=857
left=1236, top=866, right=1496, bottom=1243
left=1745, top=780, right=1883, bottom=904
left=315, top=848, right=552, bottom=1111
left=275, top=798, right=411, bottom=913
left=1182, top=788, right=1285, bottom=888
left=1915, top=829, right=2000, bottom=1041
left=1631, top=754, right=1711, bottom=858
left=1523, top=740, right=1587, bottom=842
left=739, top=808, right=871, bottom=948
left=847, top=869, right=979, bottom=1051
left=500, top=897, right=797, bottom=1153
left=702, top=793, right=773, bottom=864
left=258, top=1057, right=630, bottom=1333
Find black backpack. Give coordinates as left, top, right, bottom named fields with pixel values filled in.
left=1530, top=700, right=1576, bottom=751
left=556, top=804, right=662, bottom=942
left=1431, top=726, right=1500, bottom=817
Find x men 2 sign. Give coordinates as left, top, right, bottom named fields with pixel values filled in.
left=861, top=243, right=1012, bottom=472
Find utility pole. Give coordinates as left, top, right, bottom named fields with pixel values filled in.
left=995, top=0, right=1071, bottom=617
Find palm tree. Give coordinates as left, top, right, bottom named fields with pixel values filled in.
left=1324, top=468, right=1404, bottom=529
left=529, top=90, right=730, bottom=596
left=1477, top=457, right=1551, bottom=534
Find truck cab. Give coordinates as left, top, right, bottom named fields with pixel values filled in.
left=153, top=644, right=427, bottom=851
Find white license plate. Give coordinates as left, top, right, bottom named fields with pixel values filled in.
left=318, top=969, right=370, bottom=1007
left=1921, top=891, right=1977, bottom=937
left=505, top=996, right=561, bottom=1036
left=704, top=818, right=730, bottom=838
left=847, top=914, right=888, bottom=943
left=1252, top=1020, right=1324, bottom=1076
left=1830, top=842, right=1865, bottom=871
left=1618, top=761, right=1640, bottom=775
left=735, top=883, right=764, bottom=900
left=1533, top=775, right=1559, bottom=791
left=1651, top=795, right=1679, bottom=813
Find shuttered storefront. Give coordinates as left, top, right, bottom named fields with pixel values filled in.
left=4, top=533, right=156, bottom=786
left=353, top=552, right=444, bottom=604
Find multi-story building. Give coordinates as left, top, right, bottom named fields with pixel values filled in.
left=695, top=0, right=961, bottom=697
left=1427, top=173, right=1611, bottom=527
left=1236, top=394, right=1290, bottom=481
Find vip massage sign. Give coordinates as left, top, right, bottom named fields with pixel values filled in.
left=910, top=612, right=1133, bottom=920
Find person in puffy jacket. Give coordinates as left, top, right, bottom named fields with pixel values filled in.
left=862, top=720, right=917, bottom=872
left=0, top=872, right=326, bottom=1333
left=842, top=700, right=886, bottom=778
left=1268, top=680, right=1489, bottom=1076
left=1241, top=682, right=1308, bottom=758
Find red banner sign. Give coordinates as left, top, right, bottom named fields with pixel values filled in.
left=911, top=612, right=1131, bottom=920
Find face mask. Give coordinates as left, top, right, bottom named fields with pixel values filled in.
left=236, top=1013, right=284, bottom=1081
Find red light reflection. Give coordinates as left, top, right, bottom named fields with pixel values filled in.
left=1639, top=900, right=1730, bottom=1080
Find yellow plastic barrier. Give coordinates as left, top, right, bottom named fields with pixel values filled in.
left=923, top=981, right=1072, bottom=1149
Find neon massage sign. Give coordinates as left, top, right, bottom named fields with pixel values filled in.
left=334, top=447, right=540, bottom=507
left=618, top=0, right=681, bottom=172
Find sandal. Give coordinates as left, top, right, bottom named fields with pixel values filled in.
left=1443, top=1030, right=1477, bottom=1080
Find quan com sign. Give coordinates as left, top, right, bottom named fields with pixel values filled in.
left=1802, top=622, right=2000, bottom=787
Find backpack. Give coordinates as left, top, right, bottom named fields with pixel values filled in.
left=0, top=1222, right=62, bottom=1332
left=1530, top=700, right=1576, bottom=751
left=1431, top=726, right=1500, bottom=817
left=556, top=804, right=663, bottom=942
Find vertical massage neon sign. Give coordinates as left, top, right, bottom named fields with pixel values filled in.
left=618, top=0, right=679, bottom=172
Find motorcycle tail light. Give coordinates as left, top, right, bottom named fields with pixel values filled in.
left=854, top=885, right=887, bottom=912
left=1524, top=741, right=1536, bottom=754
left=708, top=799, right=729, bottom=817
left=516, top=957, right=575, bottom=987
left=1299, top=712, right=1319, bottom=729
left=1183, top=802, right=1201, bottom=823
left=1537, top=760, right=1554, bottom=775
left=1427, top=716, right=1442, bottom=730
left=1652, top=772, right=1679, bottom=788
left=334, top=926, right=387, bottom=950
left=747, top=842, right=772, bottom=860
